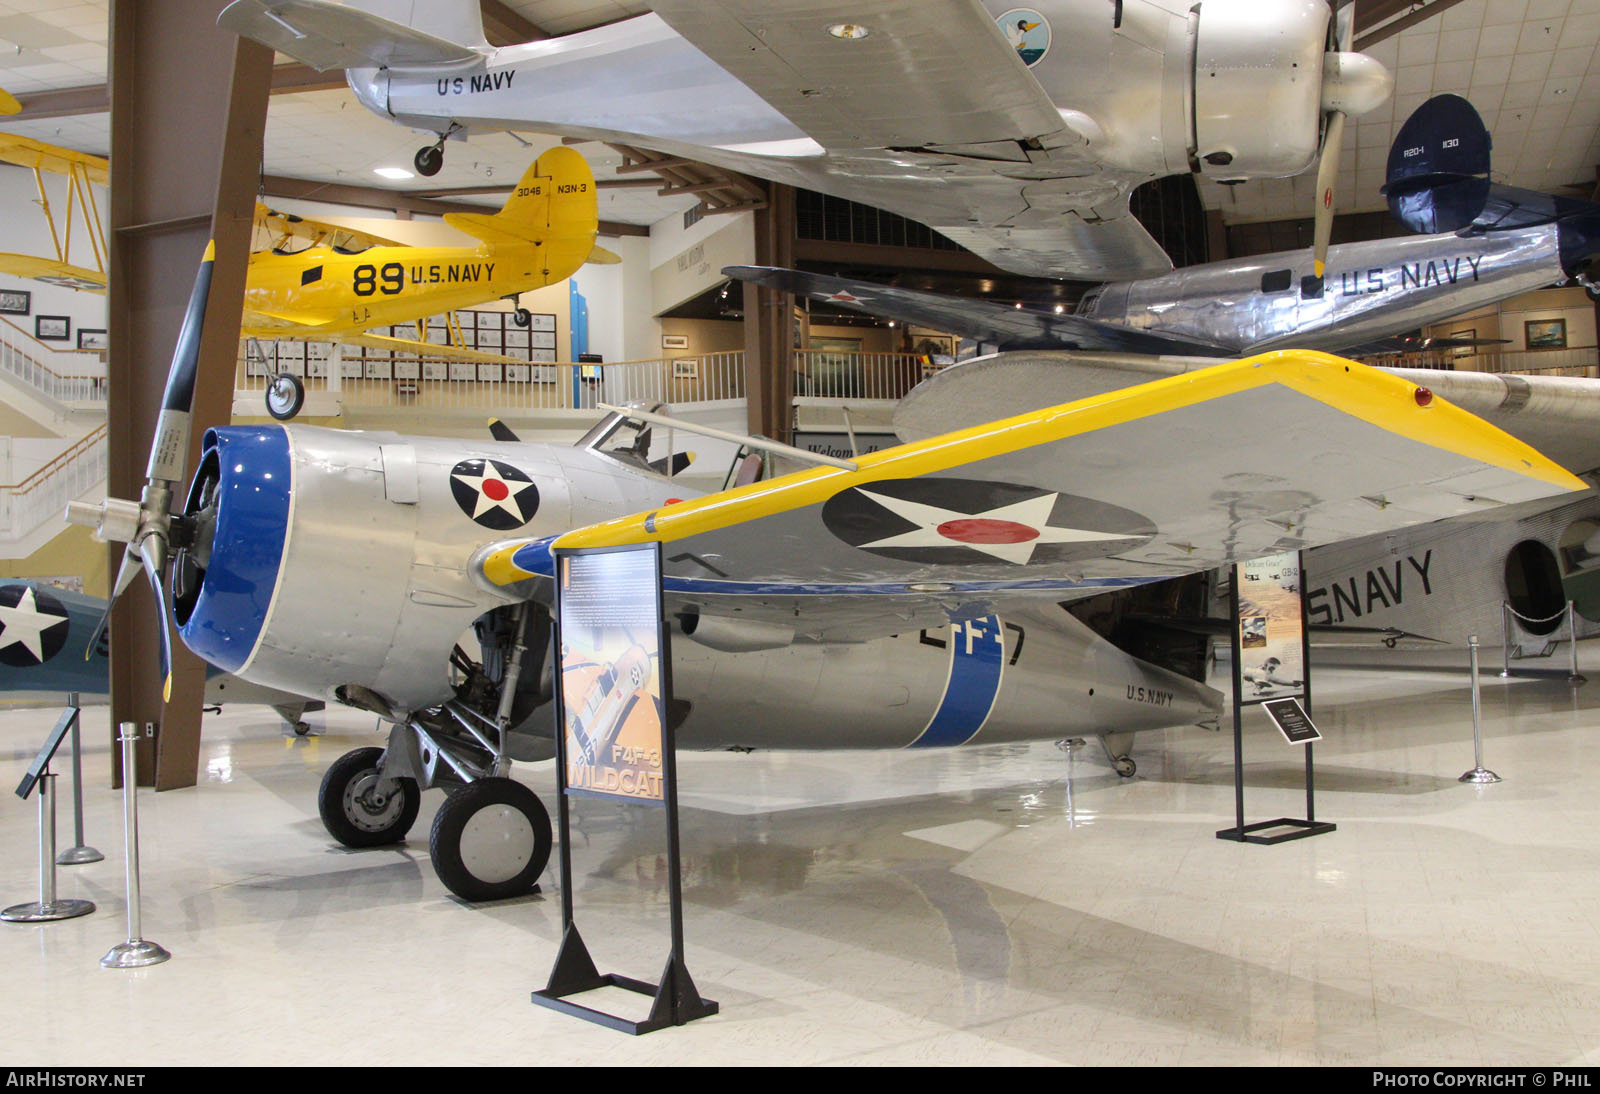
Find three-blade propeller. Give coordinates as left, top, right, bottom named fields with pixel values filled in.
left=66, top=241, right=215, bottom=702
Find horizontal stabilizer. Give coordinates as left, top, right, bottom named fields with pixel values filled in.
left=724, top=266, right=1235, bottom=357
left=443, top=148, right=599, bottom=256
left=217, top=0, right=482, bottom=72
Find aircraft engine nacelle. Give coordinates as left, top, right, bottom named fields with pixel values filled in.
left=172, top=424, right=567, bottom=718
left=1190, top=3, right=1386, bottom=182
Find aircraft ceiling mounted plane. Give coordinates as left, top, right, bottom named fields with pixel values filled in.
left=0, top=136, right=613, bottom=369
left=727, top=96, right=1600, bottom=364
left=217, top=0, right=1392, bottom=281
left=65, top=238, right=1586, bottom=901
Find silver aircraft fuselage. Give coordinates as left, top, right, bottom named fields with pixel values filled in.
left=1085, top=225, right=1566, bottom=353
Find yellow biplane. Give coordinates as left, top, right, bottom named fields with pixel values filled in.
left=0, top=134, right=611, bottom=363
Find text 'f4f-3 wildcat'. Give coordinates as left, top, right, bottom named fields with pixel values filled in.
left=218, top=0, right=1391, bottom=281
left=66, top=243, right=1585, bottom=901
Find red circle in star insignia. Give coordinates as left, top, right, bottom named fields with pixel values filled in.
left=935, top=518, right=1039, bottom=544
left=483, top=479, right=509, bottom=501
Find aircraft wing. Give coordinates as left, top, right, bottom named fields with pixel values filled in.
left=891, top=349, right=1600, bottom=482
left=0, top=253, right=105, bottom=293
left=0, top=133, right=107, bottom=184
left=478, top=353, right=1584, bottom=642
left=271, top=329, right=527, bottom=366
left=256, top=203, right=406, bottom=253
left=649, top=0, right=1064, bottom=150
left=216, top=0, right=481, bottom=71
left=725, top=265, right=1237, bottom=357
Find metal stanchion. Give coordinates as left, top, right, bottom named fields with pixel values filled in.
left=1500, top=603, right=1513, bottom=678
left=101, top=723, right=169, bottom=968
left=56, top=693, right=102, bottom=866
left=1567, top=601, right=1587, bottom=685
left=2, top=768, right=95, bottom=923
left=1460, top=635, right=1503, bottom=785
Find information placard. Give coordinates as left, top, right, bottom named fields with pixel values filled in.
left=1262, top=697, right=1322, bottom=745
left=1236, top=550, right=1306, bottom=704
left=557, top=547, right=667, bottom=805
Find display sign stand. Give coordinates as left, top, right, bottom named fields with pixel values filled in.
left=3, top=702, right=95, bottom=923
left=531, top=543, right=717, bottom=1035
left=1216, top=552, right=1336, bottom=846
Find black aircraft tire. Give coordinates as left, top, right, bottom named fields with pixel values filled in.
left=429, top=777, right=551, bottom=902
left=318, top=747, right=421, bottom=848
left=512, top=307, right=531, bottom=327
left=414, top=144, right=444, bottom=176
left=265, top=372, right=305, bottom=421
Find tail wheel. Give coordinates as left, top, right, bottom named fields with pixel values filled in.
left=414, top=143, right=444, bottom=176
left=512, top=307, right=532, bottom=327
left=318, top=746, right=420, bottom=847
left=429, top=776, right=551, bottom=902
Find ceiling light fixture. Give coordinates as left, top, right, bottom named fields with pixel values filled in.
left=827, top=23, right=869, bottom=40
left=374, top=166, right=415, bottom=180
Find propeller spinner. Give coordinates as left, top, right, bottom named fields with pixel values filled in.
left=65, top=240, right=216, bottom=701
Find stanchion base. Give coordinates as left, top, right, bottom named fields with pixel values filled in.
left=56, top=846, right=103, bottom=866
left=1216, top=817, right=1336, bottom=845
left=2, top=898, right=94, bottom=923
left=100, top=939, right=170, bottom=968
left=1459, top=767, right=1503, bottom=784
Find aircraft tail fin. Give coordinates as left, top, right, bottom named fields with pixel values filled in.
left=444, top=148, right=599, bottom=260
left=217, top=0, right=484, bottom=72
left=344, top=1, right=487, bottom=50
left=1384, top=94, right=1600, bottom=277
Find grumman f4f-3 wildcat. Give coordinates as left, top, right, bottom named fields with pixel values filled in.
left=65, top=247, right=1586, bottom=902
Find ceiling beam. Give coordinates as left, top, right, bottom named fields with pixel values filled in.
left=1353, top=0, right=1473, bottom=49
left=260, top=173, right=649, bottom=236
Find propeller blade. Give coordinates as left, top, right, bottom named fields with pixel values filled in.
left=138, top=535, right=173, bottom=703
left=146, top=240, right=216, bottom=487
left=1312, top=109, right=1345, bottom=278
left=83, top=546, right=143, bottom=659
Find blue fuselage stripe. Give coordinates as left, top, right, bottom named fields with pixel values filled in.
left=911, top=616, right=1004, bottom=748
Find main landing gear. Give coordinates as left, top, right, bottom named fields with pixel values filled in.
left=317, top=604, right=556, bottom=903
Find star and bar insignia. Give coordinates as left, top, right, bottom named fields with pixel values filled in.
left=821, top=477, right=1153, bottom=566
left=0, top=584, right=70, bottom=667
left=450, top=458, right=539, bottom=530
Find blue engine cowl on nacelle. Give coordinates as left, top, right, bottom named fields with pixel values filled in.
left=172, top=424, right=583, bottom=718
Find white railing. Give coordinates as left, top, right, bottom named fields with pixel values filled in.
left=0, top=424, right=106, bottom=541
left=792, top=350, right=929, bottom=401
left=234, top=347, right=939, bottom=413
left=1358, top=346, right=1600, bottom=377
left=0, top=317, right=107, bottom=404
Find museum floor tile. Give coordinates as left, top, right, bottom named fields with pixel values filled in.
left=5, top=646, right=1600, bottom=1066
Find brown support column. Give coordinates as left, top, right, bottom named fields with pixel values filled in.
left=107, top=1, right=271, bottom=788
left=742, top=183, right=796, bottom=440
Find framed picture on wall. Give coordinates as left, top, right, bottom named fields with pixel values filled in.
left=672, top=358, right=699, bottom=379
left=35, top=315, right=69, bottom=341
left=662, top=334, right=689, bottom=350
left=77, top=328, right=107, bottom=351
left=1525, top=318, right=1567, bottom=349
left=0, top=289, right=31, bottom=315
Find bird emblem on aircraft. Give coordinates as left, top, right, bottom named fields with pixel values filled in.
left=0, top=584, right=70, bottom=666
left=449, top=458, right=539, bottom=530
left=821, top=478, right=1152, bottom=565
left=996, top=9, right=1049, bottom=66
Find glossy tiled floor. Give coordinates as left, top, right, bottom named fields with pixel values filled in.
left=5, top=649, right=1600, bottom=1066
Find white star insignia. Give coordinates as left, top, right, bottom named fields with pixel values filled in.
left=452, top=461, right=535, bottom=523
left=820, top=290, right=869, bottom=304
left=855, top=489, right=1132, bottom=565
left=0, top=587, right=68, bottom=662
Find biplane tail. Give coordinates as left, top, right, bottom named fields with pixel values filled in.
left=442, top=148, right=601, bottom=276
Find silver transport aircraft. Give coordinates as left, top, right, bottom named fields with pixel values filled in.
left=67, top=249, right=1584, bottom=902
left=728, top=96, right=1600, bottom=362
left=217, top=0, right=1391, bottom=281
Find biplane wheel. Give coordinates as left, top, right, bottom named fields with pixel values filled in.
left=318, top=747, right=420, bottom=848
left=428, top=776, right=551, bottom=902
left=414, top=144, right=444, bottom=176
left=512, top=307, right=531, bottom=327
left=265, top=372, right=305, bottom=421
